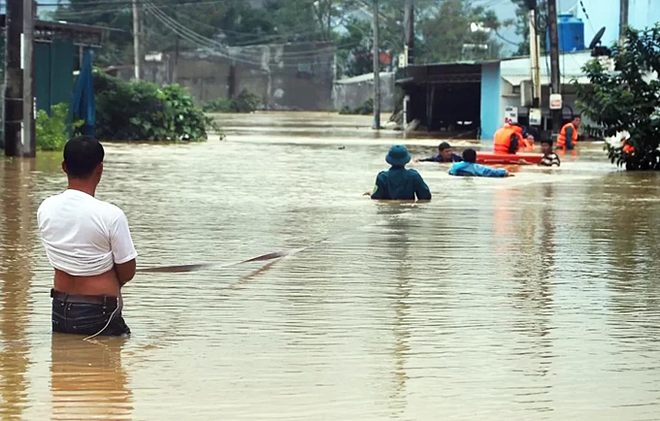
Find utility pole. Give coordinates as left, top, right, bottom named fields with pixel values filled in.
left=547, top=0, right=562, bottom=138
left=132, top=0, right=142, bottom=80
left=403, top=0, right=414, bottom=66
left=619, top=0, right=629, bottom=45
left=372, top=0, right=381, bottom=130
left=5, top=0, right=35, bottom=157
left=528, top=2, right=541, bottom=109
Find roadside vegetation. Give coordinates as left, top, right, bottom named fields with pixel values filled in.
left=577, top=25, right=660, bottom=171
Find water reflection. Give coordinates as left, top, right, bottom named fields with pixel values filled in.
left=50, top=335, right=132, bottom=420
left=376, top=204, right=415, bottom=417
left=0, top=158, right=36, bottom=420
left=491, top=183, right=556, bottom=413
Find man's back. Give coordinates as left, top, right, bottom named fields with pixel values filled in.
left=371, top=167, right=432, bottom=200
left=38, top=189, right=136, bottom=277
left=449, top=161, right=508, bottom=178
left=38, top=135, right=137, bottom=337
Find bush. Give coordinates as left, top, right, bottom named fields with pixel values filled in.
left=203, top=89, right=261, bottom=113
left=576, top=25, right=660, bottom=170
left=338, top=98, right=374, bottom=115
left=36, top=103, right=83, bottom=151
left=94, top=69, right=220, bottom=141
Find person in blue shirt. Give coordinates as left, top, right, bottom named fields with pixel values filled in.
left=370, top=145, right=432, bottom=201
left=415, top=141, right=463, bottom=163
left=448, top=148, right=511, bottom=178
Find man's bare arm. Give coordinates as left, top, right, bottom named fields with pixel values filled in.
left=115, top=259, right=136, bottom=285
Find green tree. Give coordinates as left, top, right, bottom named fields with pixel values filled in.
left=576, top=25, right=660, bottom=171
left=48, top=0, right=507, bottom=75
left=417, top=0, right=504, bottom=63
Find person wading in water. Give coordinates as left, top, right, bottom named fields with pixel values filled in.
left=369, top=145, right=432, bottom=201
left=37, top=136, right=138, bottom=337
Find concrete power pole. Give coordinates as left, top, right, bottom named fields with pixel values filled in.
left=132, top=0, right=142, bottom=80
left=547, top=0, right=562, bottom=138
left=528, top=3, right=541, bottom=108
left=403, top=0, right=414, bottom=65
left=619, top=0, right=629, bottom=45
left=4, top=0, right=35, bottom=157
left=372, top=0, right=381, bottom=130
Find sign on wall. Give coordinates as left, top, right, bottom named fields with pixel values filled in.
left=550, top=94, right=563, bottom=110
left=529, top=108, right=542, bottom=126
left=504, top=106, right=518, bottom=124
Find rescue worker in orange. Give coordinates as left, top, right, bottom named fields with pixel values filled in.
left=557, top=115, right=581, bottom=150
left=621, top=137, right=635, bottom=154
left=493, top=121, right=533, bottom=154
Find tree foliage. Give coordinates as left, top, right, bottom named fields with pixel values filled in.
left=576, top=25, right=660, bottom=171
left=36, top=104, right=84, bottom=151
left=417, top=0, right=504, bottom=62
left=94, top=70, right=219, bottom=141
left=49, top=0, right=510, bottom=75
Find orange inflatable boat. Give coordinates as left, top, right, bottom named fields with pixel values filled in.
left=476, top=152, right=543, bottom=165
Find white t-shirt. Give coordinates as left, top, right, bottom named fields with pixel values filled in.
left=37, top=189, right=138, bottom=277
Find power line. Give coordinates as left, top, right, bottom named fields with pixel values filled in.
left=578, top=0, right=597, bottom=33
left=145, top=1, right=338, bottom=60
left=38, top=0, right=231, bottom=16
left=143, top=2, right=337, bottom=68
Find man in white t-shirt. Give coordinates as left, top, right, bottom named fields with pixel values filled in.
left=37, top=136, right=137, bottom=336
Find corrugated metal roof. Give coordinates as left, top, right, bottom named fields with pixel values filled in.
left=500, top=51, right=594, bottom=85
left=335, top=72, right=393, bottom=85
left=501, top=74, right=592, bottom=86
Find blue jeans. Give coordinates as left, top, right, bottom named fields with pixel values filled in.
left=51, top=289, right=130, bottom=336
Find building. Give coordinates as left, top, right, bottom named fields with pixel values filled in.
left=397, top=51, right=595, bottom=140
left=571, top=0, right=659, bottom=48
left=333, top=72, right=396, bottom=113
left=136, top=41, right=337, bottom=111
left=0, top=17, right=103, bottom=147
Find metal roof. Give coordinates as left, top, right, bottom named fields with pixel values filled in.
left=0, top=15, right=105, bottom=47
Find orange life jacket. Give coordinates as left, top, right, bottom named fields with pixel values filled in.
left=494, top=126, right=523, bottom=154
left=622, top=138, right=635, bottom=154
left=557, top=122, right=578, bottom=149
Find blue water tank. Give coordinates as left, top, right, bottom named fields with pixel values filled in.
left=547, top=14, right=585, bottom=52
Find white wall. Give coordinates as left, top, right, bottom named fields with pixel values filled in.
left=568, top=0, right=659, bottom=47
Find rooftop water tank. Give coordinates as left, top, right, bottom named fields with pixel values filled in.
left=547, top=13, right=585, bottom=52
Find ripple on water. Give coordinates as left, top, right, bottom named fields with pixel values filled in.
left=2, top=117, right=660, bottom=420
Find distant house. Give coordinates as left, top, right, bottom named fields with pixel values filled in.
left=0, top=16, right=104, bottom=146
left=396, top=50, right=604, bottom=140
left=140, top=41, right=337, bottom=111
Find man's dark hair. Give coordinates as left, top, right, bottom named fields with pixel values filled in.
left=462, top=148, right=477, bottom=163
left=438, top=141, right=451, bottom=151
left=63, top=136, right=105, bottom=178
left=540, top=138, right=553, bottom=146
left=572, top=114, right=581, bottom=120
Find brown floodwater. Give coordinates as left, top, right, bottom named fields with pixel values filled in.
left=2, top=112, right=660, bottom=420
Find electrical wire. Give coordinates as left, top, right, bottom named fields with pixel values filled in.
left=143, top=0, right=364, bottom=65
left=578, top=0, right=597, bottom=34
left=144, top=3, right=332, bottom=68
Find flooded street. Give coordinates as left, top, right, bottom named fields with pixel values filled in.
left=2, top=112, right=660, bottom=420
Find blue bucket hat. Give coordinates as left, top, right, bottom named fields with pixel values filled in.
left=386, top=144, right=411, bottom=167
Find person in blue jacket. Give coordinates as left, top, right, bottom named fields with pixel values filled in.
left=370, top=145, right=432, bottom=201
left=414, top=141, right=463, bottom=163
left=448, top=148, right=511, bottom=178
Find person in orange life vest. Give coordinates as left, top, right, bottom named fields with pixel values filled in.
left=557, top=115, right=581, bottom=150
left=520, top=131, right=535, bottom=150
left=493, top=122, right=532, bottom=154
left=621, top=136, right=635, bottom=154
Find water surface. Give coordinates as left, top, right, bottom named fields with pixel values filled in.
left=1, top=112, right=660, bottom=420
